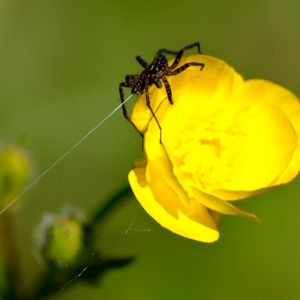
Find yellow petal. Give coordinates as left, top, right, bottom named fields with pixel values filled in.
left=205, top=188, right=263, bottom=201
left=242, top=79, right=300, bottom=185
left=189, top=187, right=259, bottom=222
left=204, top=101, right=298, bottom=192
left=128, top=167, right=219, bottom=243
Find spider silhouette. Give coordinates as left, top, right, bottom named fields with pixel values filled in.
left=119, top=42, right=205, bottom=139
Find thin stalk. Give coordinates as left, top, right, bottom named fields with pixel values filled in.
left=0, top=211, right=20, bottom=300
left=89, top=185, right=133, bottom=226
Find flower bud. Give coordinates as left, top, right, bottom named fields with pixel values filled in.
left=0, top=145, right=31, bottom=210
left=37, top=210, right=84, bottom=267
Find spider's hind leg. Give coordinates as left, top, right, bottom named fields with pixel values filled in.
left=145, top=87, right=163, bottom=143
left=157, top=48, right=178, bottom=56
left=169, top=62, right=205, bottom=76
left=170, top=42, right=201, bottom=70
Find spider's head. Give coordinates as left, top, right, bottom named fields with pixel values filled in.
left=125, top=75, right=143, bottom=94
left=125, top=75, right=138, bottom=87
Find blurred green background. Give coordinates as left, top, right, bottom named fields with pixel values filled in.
left=1, top=0, right=300, bottom=299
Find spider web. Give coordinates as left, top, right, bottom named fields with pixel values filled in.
left=0, top=94, right=134, bottom=215
left=56, top=204, right=150, bottom=298
left=2, top=92, right=152, bottom=298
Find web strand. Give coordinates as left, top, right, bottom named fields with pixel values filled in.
left=0, top=94, right=134, bottom=215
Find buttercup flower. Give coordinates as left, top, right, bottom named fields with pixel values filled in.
left=128, top=55, right=300, bottom=243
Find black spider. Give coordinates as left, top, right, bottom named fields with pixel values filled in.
left=119, top=42, right=205, bottom=139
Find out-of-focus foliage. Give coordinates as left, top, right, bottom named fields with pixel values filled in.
left=0, top=145, right=31, bottom=209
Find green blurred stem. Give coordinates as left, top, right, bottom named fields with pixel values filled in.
left=0, top=211, right=20, bottom=299
left=89, top=185, right=133, bottom=226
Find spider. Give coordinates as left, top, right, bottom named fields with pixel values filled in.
left=119, top=42, right=205, bottom=140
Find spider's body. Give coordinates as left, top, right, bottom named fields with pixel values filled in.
left=119, top=42, right=205, bottom=138
left=125, top=54, right=168, bottom=95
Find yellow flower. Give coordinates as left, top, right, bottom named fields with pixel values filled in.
left=128, top=55, right=300, bottom=243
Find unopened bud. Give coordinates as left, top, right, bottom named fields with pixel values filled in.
left=0, top=145, right=31, bottom=210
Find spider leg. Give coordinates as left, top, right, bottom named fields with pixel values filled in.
left=145, top=86, right=163, bottom=143
left=161, top=76, right=174, bottom=105
left=136, top=56, right=148, bottom=68
left=157, top=42, right=201, bottom=58
left=152, top=77, right=163, bottom=89
left=119, top=82, right=143, bottom=137
left=157, top=48, right=178, bottom=56
left=168, top=62, right=205, bottom=75
left=170, top=42, right=201, bottom=70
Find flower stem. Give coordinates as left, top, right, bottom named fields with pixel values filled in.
left=89, top=185, right=133, bottom=226
left=0, top=211, right=20, bottom=299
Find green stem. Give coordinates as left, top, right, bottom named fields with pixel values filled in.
left=0, top=211, right=20, bottom=300
left=89, top=185, right=133, bottom=226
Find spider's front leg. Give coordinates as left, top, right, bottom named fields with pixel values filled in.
left=136, top=56, right=148, bottom=68
left=156, top=41, right=201, bottom=59
left=119, top=82, right=143, bottom=137
left=157, top=48, right=178, bottom=56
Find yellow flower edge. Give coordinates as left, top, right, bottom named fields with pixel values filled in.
left=129, top=54, right=300, bottom=242
left=128, top=166, right=220, bottom=243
